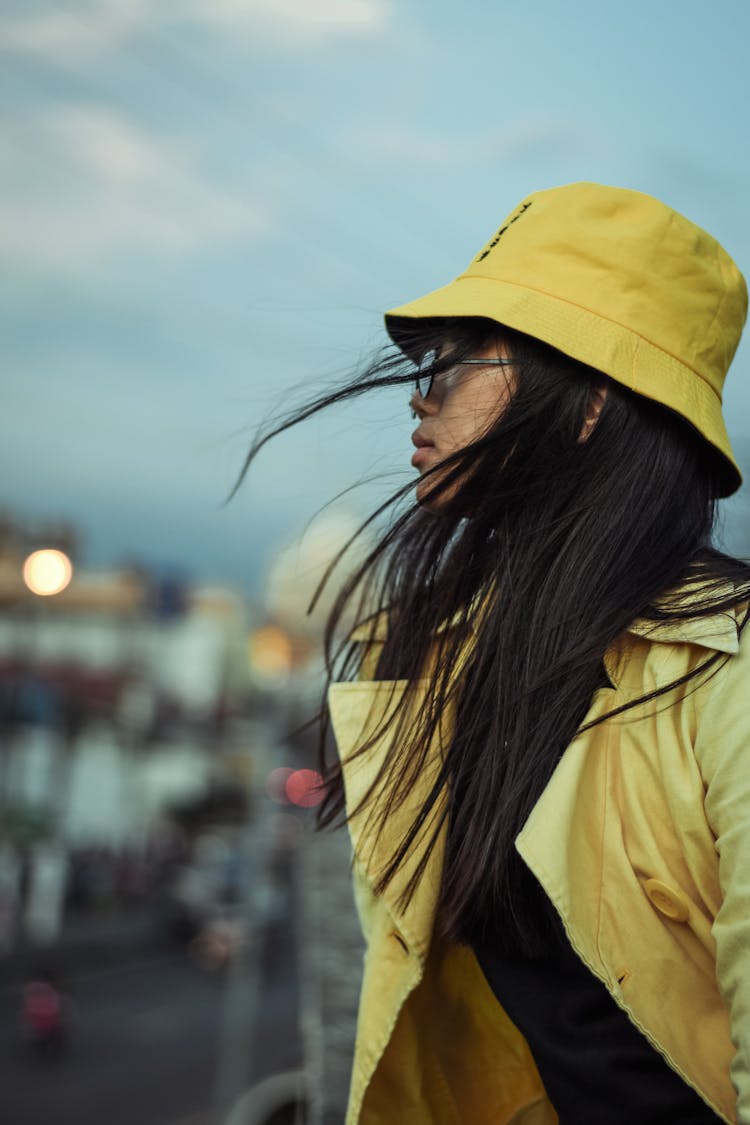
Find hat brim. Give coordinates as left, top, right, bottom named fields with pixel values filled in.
left=386, top=275, right=741, bottom=498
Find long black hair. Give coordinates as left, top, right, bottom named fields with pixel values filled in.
left=237, top=316, right=750, bottom=954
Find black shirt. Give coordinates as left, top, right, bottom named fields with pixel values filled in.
left=474, top=917, right=722, bottom=1124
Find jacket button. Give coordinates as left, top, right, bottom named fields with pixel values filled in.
left=391, top=930, right=409, bottom=953
left=644, top=878, right=691, bottom=923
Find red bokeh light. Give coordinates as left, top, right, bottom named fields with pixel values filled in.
left=285, top=769, right=324, bottom=808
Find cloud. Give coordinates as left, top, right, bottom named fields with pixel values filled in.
left=0, top=2, right=139, bottom=59
left=0, top=103, right=270, bottom=271
left=185, top=0, right=388, bottom=40
left=0, top=0, right=390, bottom=59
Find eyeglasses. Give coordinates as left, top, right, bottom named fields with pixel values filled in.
left=414, top=349, right=515, bottom=401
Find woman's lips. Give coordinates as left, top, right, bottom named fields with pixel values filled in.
left=411, top=430, right=435, bottom=469
left=411, top=444, right=436, bottom=468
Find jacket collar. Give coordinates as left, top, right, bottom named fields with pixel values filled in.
left=625, top=609, right=739, bottom=654
left=625, top=578, right=742, bottom=654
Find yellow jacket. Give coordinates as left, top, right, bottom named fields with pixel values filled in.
left=328, top=596, right=750, bottom=1124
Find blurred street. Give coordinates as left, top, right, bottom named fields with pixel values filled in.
left=0, top=944, right=223, bottom=1125
left=0, top=845, right=305, bottom=1125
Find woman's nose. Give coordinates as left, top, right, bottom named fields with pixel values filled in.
left=410, top=390, right=437, bottom=418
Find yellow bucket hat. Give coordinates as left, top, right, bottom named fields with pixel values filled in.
left=385, top=182, right=747, bottom=497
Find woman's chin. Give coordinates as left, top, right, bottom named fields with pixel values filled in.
left=416, top=471, right=455, bottom=512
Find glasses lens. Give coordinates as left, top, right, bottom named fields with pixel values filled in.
left=416, top=348, right=437, bottom=399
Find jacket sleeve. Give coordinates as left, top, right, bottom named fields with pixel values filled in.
left=695, top=633, right=750, bottom=1122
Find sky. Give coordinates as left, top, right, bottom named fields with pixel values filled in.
left=3, top=0, right=750, bottom=597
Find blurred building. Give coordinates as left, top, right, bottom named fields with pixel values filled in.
left=0, top=512, right=252, bottom=949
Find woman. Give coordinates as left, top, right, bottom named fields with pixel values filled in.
left=240, top=183, right=750, bottom=1123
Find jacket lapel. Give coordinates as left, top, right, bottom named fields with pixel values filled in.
left=328, top=679, right=449, bottom=957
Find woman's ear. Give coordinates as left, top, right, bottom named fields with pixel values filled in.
left=578, top=380, right=610, bottom=443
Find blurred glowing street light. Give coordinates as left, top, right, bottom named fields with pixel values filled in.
left=22, top=549, right=73, bottom=597
left=248, top=624, right=293, bottom=680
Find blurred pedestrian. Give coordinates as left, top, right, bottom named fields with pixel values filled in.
left=239, top=183, right=750, bottom=1123
left=21, top=965, right=69, bottom=1059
